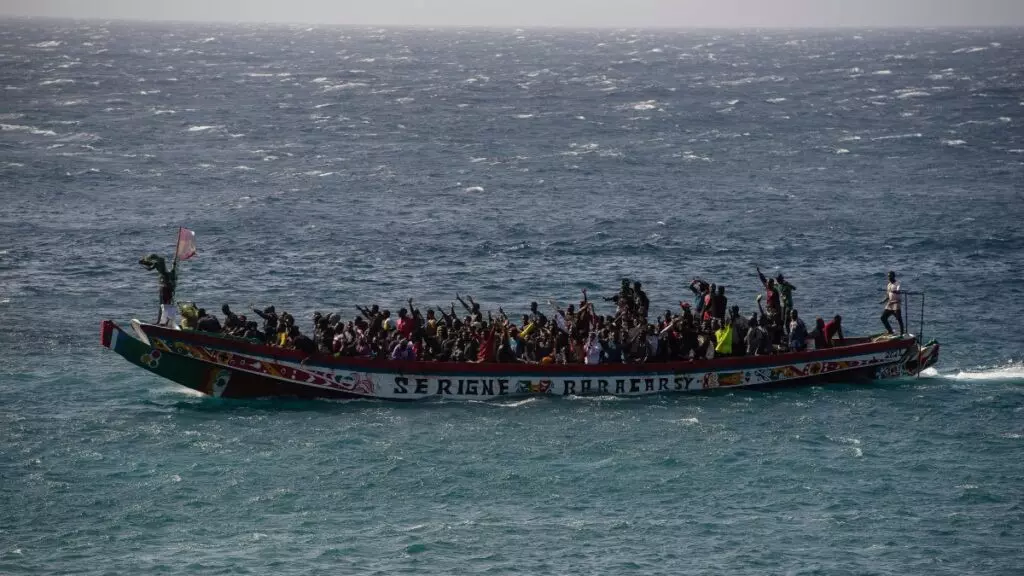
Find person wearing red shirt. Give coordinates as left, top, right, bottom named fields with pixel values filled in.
left=476, top=325, right=497, bottom=363
left=396, top=308, right=414, bottom=338
left=824, top=315, right=845, bottom=347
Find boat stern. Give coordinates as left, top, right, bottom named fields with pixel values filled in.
left=912, top=340, right=940, bottom=374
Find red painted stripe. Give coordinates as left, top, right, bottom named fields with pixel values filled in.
left=100, top=320, right=115, bottom=349
left=136, top=322, right=917, bottom=376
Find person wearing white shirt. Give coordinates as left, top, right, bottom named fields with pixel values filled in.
left=880, top=271, right=905, bottom=335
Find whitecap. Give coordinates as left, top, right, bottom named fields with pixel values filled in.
left=322, top=82, right=368, bottom=92
left=1, top=123, right=57, bottom=136
left=873, top=70, right=893, bottom=75
left=632, top=100, right=658, bottom=111
left=30, top=40, right=63, bottom=48
left=514, top=113, right=534, bottom=119
left=39, top=78, right=75, bottom=86
left=871, top=133, right=922, bottom=141
left=186, top=125, right=219, bottom=132
left=765, top=97, right=787, bottom=104
left=896, top=90, right=930, bottom=99
left=941, top=139, right=967, bottom=147
left=834, top=148, right=850, bottom=154
left=464, top=186, right=484, bottom=193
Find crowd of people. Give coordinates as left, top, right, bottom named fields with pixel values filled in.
left=170, top=266, right=858, bottom=364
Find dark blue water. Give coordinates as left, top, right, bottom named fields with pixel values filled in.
left=1, top=21, right=1022, bottom=574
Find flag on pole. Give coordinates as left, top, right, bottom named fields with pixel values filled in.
left=175, top=227, right=197, bottom=262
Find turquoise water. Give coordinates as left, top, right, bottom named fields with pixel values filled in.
left=1, top=22, right=1023, bottom=574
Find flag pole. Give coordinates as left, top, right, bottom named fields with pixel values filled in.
left=172, top=226, right=182, bottom=268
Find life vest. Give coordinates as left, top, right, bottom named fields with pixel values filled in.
left=714, top=325, right=733, bottom=355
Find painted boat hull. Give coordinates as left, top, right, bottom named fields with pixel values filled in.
left=100, top=320, right=940, bottom=401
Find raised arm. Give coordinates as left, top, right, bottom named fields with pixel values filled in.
left=756, top=266, right=768, bottom=287
left=455, top=293, right=473, bottom=314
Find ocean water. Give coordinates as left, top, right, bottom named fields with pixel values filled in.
left=1, top=20, right=1023, bottom=574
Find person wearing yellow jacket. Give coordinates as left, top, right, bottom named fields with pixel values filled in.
left=714, top=320, right=734, bottom=356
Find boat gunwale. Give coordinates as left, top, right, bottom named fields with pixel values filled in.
left=129, top=321, right=919, bottom=377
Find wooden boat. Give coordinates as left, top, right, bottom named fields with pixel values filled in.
left=100, top=319, right=940, bottom=400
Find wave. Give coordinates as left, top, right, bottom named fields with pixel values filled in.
left=1, top=123, right=57, bottom=136
left=922, top=363, right=1024, bottom=382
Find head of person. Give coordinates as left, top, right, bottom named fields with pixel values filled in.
left=791, top=309, right=799, bottom=320
left=767, top=277, right=776, bottom=288
left=816, top=317, right=825, bottom=329
left=530, top=301, right=538, bottom=313
left=748, top=316, right=759, bottom=328
left=776, top=273, right=785, bottom=283
left=265, top=305, right=276, bottom=314
left=888, top=271, right=896, bottom=282
left=198, top=308, right=207, bottom=317
left=718, top=285, right=725, bottom=295
left=370, top=304, right=379, bottom=314
left=382, top=310, right=390, bottom=319
left=633, top=281, right=642, bottom=291
left=567, top=304, right=575, bottom=314
left=621, top=278, right=630, bottom=289
left=833, top=315, right=842, bottom=325
left=730, top=305, right=739, bottom=319
left=426, top=309, right=435, bottom=319
left=398, top=308, right=407, bottom=319
left=710, top=283, right=717, bottom=293
left=222, top=304, right=232, bottom=316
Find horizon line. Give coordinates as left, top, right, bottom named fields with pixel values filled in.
left=2, top=14, right=1023, bottom=31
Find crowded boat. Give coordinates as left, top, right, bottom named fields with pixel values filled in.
left=158, top=266, right=871, bottom=364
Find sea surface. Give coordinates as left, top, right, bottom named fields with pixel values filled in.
left=1, top=20, right=1023, bottom=574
